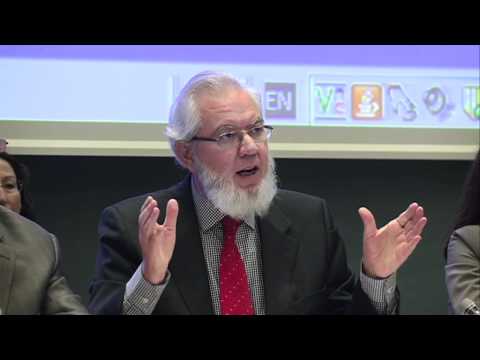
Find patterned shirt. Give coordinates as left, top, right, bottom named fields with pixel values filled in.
left=191, top=181, right=265, bottom=315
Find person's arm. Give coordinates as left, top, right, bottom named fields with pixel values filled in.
left=89, top=203, right=147, bottom=314
left=445, top=227, right=480, bottom=314
left=354, top=203, right=427, bottom=314
left=122, top=197, right=178, bottom=314
left=122, top=264, right=171, bottom=315
left=320, top=204, right=379, bottom=315
left=89, top=197, right=178, bottom=315
left=43, top=234, right=89, bottom=315
left=359, top=266, right=398, bottom=314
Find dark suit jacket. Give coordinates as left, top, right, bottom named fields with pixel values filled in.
left=89, top=176, right=384, bottom=315
left=0, top=206, right=88, bottom=315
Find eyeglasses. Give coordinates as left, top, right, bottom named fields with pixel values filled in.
left=190, top=124, right=273, bottom=149
left=0, top=180, right=22, bottom=193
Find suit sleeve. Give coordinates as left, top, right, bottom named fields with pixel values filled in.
left=321, top=201, right=391, bottom=315
left=43, top=234, right=89, bottom=315
left=88, top=205, right=142, bottom=314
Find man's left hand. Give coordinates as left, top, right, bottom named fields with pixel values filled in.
left=359, top=202, right=428, bottom=278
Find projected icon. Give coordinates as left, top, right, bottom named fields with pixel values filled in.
left=423, top=87, right=446, bottom=115
left=264, top=82, right=296, bottom=119
left=311, top=83, right=347, bottom=120
left=352, top=84, right=383, bottom=120
left=463, top=85, right=480, bottom=120
left=386, top=84, right=417, bottom=121
left=423, top=86, right=455, bottom=121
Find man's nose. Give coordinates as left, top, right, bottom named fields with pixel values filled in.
left=238, top=133, right=258, bottom=156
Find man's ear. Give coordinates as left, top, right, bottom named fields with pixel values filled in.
left=175, top=141, right=195, bottom=172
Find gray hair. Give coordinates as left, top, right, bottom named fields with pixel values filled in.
left=165, top=70, right=262, bottom=167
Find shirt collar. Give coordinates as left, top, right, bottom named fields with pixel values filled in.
left=190, top=177, right=256, bottom=232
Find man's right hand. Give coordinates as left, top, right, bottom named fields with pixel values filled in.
left=138, top=196, right=179, bottom=284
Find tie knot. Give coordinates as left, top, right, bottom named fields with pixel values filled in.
left=223, top=216, right=241, bottom=235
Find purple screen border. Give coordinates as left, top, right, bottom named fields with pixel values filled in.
left=0, top=45, right=478, bottom=68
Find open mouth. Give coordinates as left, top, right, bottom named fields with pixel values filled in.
left=236, top=166, right=259, bottom=177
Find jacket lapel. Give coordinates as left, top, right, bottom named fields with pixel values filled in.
left=166, top=178, right=214, bottom=314
left=259, top=200, right=299, bottom=314
left=0, top=234, right=15, bottom=315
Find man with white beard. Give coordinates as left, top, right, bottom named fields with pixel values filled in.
left=89, top=71, right=428, bottom=315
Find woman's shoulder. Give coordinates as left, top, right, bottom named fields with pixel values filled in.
left=451, top=225, right=480, bottom=253
left=454, top=225, right=480, bottom=238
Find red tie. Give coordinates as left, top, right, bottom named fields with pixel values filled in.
left=219, top=216, right=255, bottom=315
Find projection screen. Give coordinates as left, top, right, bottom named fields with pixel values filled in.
left=0, top=45, right=478, bottom=159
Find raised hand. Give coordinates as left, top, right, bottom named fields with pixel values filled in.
left=359, top=202, right=427, bottom=278
left=138, top=196, right=179, bottom=284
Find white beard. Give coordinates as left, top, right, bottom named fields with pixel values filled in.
left=193, top=154, right=278, bottom=220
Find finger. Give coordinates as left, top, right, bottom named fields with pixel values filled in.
left=142, top=206, right=160, bottom=241
left=139, top=199, right=157, bottom=229
left=406, top=235, right=422, bottom=253
left=140, top=196, right=153, bottom=213
left=358, top=207, right=377, bottom=239
left=138, top=202, right=152, bottom=228
left=163, top=199, right=179, bottom=230
left=396, top=202, right=418, bottom=227
left=139, top=200, right=159, bottom=232
left=412, top=206, right=424, bottom=224
left=398, top=235, right=422, bottom=260
left=405, top=217, right=427, bottom=242
left=406, top=217, right=428, bottom=240
left=403, top=206, right=424, bottom=233
left=410, top=235, right=423, bottom=250
left=144, top=207, right=160, bottom=235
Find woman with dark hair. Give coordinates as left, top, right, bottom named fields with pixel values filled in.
left=0, top=151, right=36, bottom=221
left=0, top=150, right=88, bottom=314
left=445, top=149, right=480, bottom=314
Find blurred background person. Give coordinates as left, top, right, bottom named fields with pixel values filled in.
left=0, top=142, right=88, bottom=314
left=445, top=148, right=480, bottom=314
left=0, top=138, right=7, bottom=152
left=0, top=151, right=36, bottom=221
